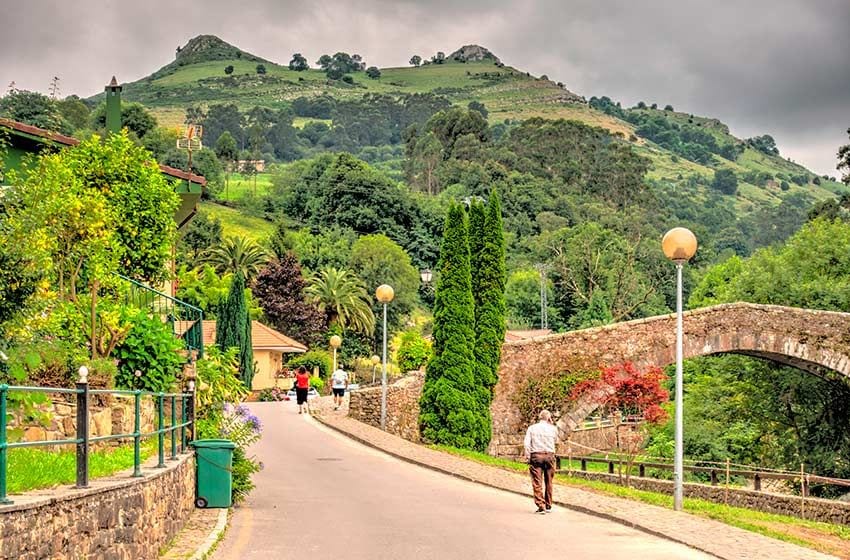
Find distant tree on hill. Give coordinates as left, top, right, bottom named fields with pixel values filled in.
left=56, top=95, right=90, bottom=130
left=409, top=55, right=422, bottom=67
left=467, top=101, right=488, bottom=119
left=317, top=55, right=332, bottom=69
left=352, top=54, right=366, bottom=71
left=664, top=104, right=674, bottom=111
left=540, top=75, right=548, bottom=81
left=289, top=53, right=309, bottom=71
left=650, top=103, right=658, bottom=109
left=636, top=101, right=647, bottom=109
left=746, top=134, right=779, bottom=155
left=712, top=168, right=738, bottom=195
left=839, top=127, right=850, bottom=185
left=256, top=64, right=267, bottom=75
left=432, top=52, right=446, bottom=64
left=365, top=66, right=381, bottom=79
left=224, top=65, right=234, bottom=75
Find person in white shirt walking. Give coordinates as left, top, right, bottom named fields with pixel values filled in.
left=331, top=366, right=349, bottom=410
left=523, top=409, right=559, bottom=513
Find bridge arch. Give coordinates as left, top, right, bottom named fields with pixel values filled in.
left=488, top=302, right=850, bottom=456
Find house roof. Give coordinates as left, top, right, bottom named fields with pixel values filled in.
left=176, top=320, right=308, bottom=353
left=0, top=117, right=207, bottom=186
left=505, top=329, right=552, bottom=342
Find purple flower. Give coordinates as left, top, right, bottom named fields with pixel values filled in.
left=235, top=404, right=250, bottom=417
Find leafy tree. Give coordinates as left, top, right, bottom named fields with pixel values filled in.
left=839, top=127, right=850, bottom=186
left=432, top=52, right=446, bottom=64
left=0, top=89, right=70, bottom=133
left=711, top=168, right=738, bottom=195
left=114, top=310, right=186, bottom=392
left=253, top=253, right=326, bottom=347
left=409, top=55, right=422, bottom=67
left=664, top=104, right=674, bottom=111
left=409, top=131, right=442, bottom=194
left=316, top=54, right=333, bottom=69
left=305, top=267, right=375, bottom=336
left=425, top=108, right=488, bottom=158
left=215, top=130, right=238, bottom=187
left=271, top=224, right=355, bottom=273
left=746, top=134, right=779, bottom=155
left=472, top=192, right=506, bottom=401
left=216, top=270, right=254, bottom=387
left=396, top=329, right=432, bottom=372
left=224, top=65, right=234, bottom=75
left=56, top=96, right=90, bottom=131
left=142, top=126, right=180, bottom=161
left=467, top=101, right=488, bottom=119
left=504, top=268, right=560, bottom=329
left=573, top=290, right=613, bottom=328
left=289, top=53, right=310, bottom=71
left=203, top=236, right=270, bottom=282
left=176, top=265, right=261, bottom=320
left=178, top=210, right=222, bottom=262
left=348, top=234, right=419, bottom=337
left=91, top=101, right=157, bottom=139
left=365, top=66, right=381, bottom=79
left=256, top=64, right=267, bottom=75
left=420, top=202, right=490, bottom=451
left=202, top=103, right=244, bottom=148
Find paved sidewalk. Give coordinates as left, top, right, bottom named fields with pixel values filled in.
left=161, top=508, right=227, bottom=560
left=315, top=412, right=837, bottom=560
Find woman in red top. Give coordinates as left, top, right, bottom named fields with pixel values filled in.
left=294, top=366, right=311, bottom=414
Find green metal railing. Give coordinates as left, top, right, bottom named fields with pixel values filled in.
left=116, top=273, right=204, bottom=359
left=0, top=379, right=195, bottom=505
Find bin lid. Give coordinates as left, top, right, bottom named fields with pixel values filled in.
left=190, top=439, right=236, bottom=449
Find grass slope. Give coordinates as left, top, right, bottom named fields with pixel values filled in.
left=112, top=35, right=843, bottom=213
left=201, top=202, right=274, bottom=241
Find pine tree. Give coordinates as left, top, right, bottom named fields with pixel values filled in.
left=419, top=202, right=489, bottom=450
left=473, top=190, right=507, bottom=401
left=216, top=270, right=254, bottom=388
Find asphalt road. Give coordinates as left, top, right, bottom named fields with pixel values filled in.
left=212, top=402, right=712, bottom=560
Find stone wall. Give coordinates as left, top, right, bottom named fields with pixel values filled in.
left=8, top=394, right=157, bottom=444
left=567, top=471, right=850, bottom=526
left=348, top=372, right=424, bottom=442
left=0, top=454, right=195, bottom=559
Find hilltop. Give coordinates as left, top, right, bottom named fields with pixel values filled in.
left=103, top=34, right=843, bottom=214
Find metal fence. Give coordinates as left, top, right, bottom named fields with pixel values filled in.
left=0, top=377, right=195, bottom=505
left=116, top=273, right=204, bottom=360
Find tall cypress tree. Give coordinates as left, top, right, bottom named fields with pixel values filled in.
left=473, top=190, right=507, bottom=399
left=419, top=202, right=489, bottom=451
left=469, top=199, right=486, bottom=309
left=216, top=271, right=254, bottom=388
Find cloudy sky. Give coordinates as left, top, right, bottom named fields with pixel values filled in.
left=2, top=0, right=848, bottom=175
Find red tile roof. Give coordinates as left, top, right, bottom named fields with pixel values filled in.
left=176, top=320, right=307, bottom=353
left=0, top=117, right=207, bottom=186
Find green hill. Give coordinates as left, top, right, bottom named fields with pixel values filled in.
left=106, top=34, right=843, bottom=216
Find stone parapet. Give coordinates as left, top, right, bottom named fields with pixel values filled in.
left=0, top=454, right=195, bottom=559
left=348, top=373, right=424, bottom=443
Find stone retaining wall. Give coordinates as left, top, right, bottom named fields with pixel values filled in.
left=8, top=395, right=158, bottom=444
left=0, top=454, right=195, bottom=559
left=348, top=373, right=424, bottom=442
left=568, top=470, right=850, bottom=526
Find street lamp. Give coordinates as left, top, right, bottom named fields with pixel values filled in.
left=662, top=227, right=698, bottom=512
left=370, top=354, right=380, bottom=384
left=376, top=284, right=394, bottom=430
left=419, top=268, right=432, bottom=284
left=329, top=335, right=342, bottom=372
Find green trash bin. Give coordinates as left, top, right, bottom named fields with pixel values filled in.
left=190, top=439, right=236, bottom=508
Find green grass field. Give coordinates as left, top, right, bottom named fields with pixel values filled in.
left=201, top=202, right=275, bottom=241
left=217, top=172, right=274, bottom=202
left=7, top=440, right=157, bottom=494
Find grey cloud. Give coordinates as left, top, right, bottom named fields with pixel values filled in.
left=1, top=0, right=847, bottom=174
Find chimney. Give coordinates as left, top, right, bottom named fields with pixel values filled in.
left=105, top=76, right=122, bottom=134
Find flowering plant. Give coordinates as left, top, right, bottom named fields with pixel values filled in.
left=258, top=387, right=288, bottom=401
left=221, top=403, right=262, bottom=448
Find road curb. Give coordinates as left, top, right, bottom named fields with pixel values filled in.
left=189, top=508, right=228, bottom=560
left=313, top=415, right=729, bottom=558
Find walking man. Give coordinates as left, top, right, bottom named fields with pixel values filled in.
left=331, top=365, right=348, bottom=411
left=524, top=409, right=558, bottom=513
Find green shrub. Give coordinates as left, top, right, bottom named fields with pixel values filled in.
left=309, top=376, right=325, bottom=392
left=257, top=387, right=287, bottom=401
left=114, top=311, right=186, bottom=393
left=397, top=330, right=433, bottom=372
left=232, top=446, right=260, bottom=503
left=288, top=350, right=332, bottom=378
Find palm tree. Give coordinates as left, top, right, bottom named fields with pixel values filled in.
left=203, top=236, right=270, bottom=282
left=305, top=267, right=375, bottom=335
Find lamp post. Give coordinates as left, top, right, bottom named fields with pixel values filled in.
left=419, top=268, right=433, bottom=285
left=370, top=354, right=380, bottom=384
left=375, top=284, right=394, bottom=430
left=329, top=335, right=342, bottom=373
left=662, top=227, right=698, bottom=512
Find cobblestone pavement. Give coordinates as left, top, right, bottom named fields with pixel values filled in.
left=315, top=410, right=837, bottom=560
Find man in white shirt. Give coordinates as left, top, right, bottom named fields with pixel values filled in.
left=331, top=366, right=348, bottom=411
left=523, top=409, right=559, bottom=513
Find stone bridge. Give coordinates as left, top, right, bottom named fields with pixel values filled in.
left=488, top=302, right=850, bottom=456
